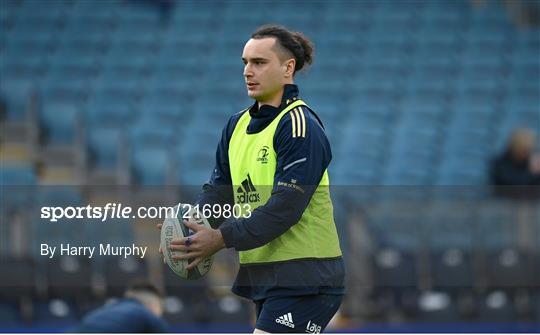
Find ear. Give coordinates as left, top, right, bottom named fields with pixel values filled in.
left=284, top=58, right=296, bottom=78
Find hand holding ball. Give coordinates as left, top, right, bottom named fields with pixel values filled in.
left=160, top=204, right=214, bottom=280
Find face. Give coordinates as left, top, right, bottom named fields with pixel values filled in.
left=510, top=132, right=535, bottom=161
left=511, top=143, right=533, bottom=161
left=242, top=37, right=295, bottom=105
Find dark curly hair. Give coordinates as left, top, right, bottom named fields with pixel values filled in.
left=251, top=24, right=314, bottom=74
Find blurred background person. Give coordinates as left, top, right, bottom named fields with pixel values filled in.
left=489, top=128, right=540, bottom=251
left=490, top=128, right=540, bottom=188
left=76, top=279, right=167, bottom=333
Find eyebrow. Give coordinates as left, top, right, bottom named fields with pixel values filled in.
left=241, top=57, right=269, bottom=62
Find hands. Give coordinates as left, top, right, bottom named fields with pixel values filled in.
left=158, top=219, right=225, bottom=270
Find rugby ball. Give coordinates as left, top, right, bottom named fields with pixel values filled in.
left=161, top=204, right=214, bottom=280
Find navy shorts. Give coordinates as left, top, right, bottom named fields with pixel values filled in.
left=254, top=294, right=343, bottom=333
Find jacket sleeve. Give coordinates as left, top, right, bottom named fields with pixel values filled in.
left=219, top=107, right=332, bottom=251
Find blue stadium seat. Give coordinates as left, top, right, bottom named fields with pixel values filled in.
left=37, top=187, right=83, bottom=207
left=61, top=25, right=110, bottom=49
left=383, top=166, right=435, bottom=186
left=139, top=102, right=189, bottom=126
left=103, top=257, right=148, bottom=297
left=424, top=203, right=477, bottom=250
left=430, top=248, right=475, bottom=290
left=152, top=71, right=200, bottom=96
left=504, top=89, right=540, bottom=109
left=512, top=50, right=540, bottom=68
left=4, top=34, right=52, bottom=56
left=131, top=147, right=173, bottom=185
left=0, top=165, right=37, bottom=185
left=349, top=104, right=395, bottom=125
left=130, top=120, right=175, bottom=150
left=103, top=49, right=151, bottom=75
left=39, top=102, right=79, bottom=144
left=69, top=3, right=116, bottom=22
left=17, top=0, right=68, bottom=16
left=414, top=29, right=462, bottom=47
left=110, top=28, right=158, bottom=50
left=476, top=201, right=519, bottom=249
left=366, top=202, right=424, bottom=249
left=460, top=58, right=505, bottom=80
left=45, top=255, right=92, bottom=300
left=485, top=249, right=535, bottom=289
left=87, top=127, right=124, bottom=169
left=1, top=49, right=49, bottom=81
left=8, top=22, right=56, bottom=46
left=48, top=49, right=99, bottom=76
left=331, top=160, right=381, bottom=186
left=0, top=79, right=35, bottom=121
left=41, top=77, right=91, bottom=102
left=371, top=247, right=419, bottom=290
left=436, top=153, right=489, bottom=186
left=140, top=92, right=193, bottom=119
left=115, top=1, right=161, bottom=23
left=85, top=99, right=136, bottom=127
left=158, top=41, right=207, bottom=67
left=177, top=149, right=214, bottom=186
left=83, top=217, right=134, bottom=246
left=92, top=76, right=142, bottom=105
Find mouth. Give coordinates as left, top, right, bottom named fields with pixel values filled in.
left=247, top=82, right=259, bottom=90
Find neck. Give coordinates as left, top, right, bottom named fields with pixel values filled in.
left=258, top=89, right=283, bottom=109
left=257, top=81, right=294, bottom=109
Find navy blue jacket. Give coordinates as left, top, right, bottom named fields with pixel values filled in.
left=77, top=298, right=167, bottom=333
left=197, top=84, right=345, bottom=301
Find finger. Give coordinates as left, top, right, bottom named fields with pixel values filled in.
left=183, top=219, right=201, bottom=232
left=172, top=251, right=201, bottom=260
left=170, top=238, right=184, bottom=245
left=159, top=246, right=163, bottom=254
left=156, top=223, right=163, bottom=230
left=170, top=235, right=196, bottom=245
left=169, top=244, right=189, bottom=252
left=186, top=257, right=202, bottom=270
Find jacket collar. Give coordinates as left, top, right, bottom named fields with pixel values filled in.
left=248, top=84, right=300, bottom=119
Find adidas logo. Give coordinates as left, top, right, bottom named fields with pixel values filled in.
left=275, top=312, right=295, bottom=329
left=236, top=174, right=260, bottom=204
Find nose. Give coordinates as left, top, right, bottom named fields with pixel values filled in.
left=244, top=64, right=253, bottom=78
